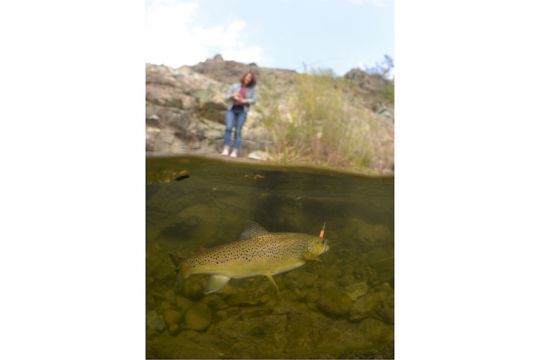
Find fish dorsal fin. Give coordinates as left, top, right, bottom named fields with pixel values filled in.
left=195, top=246, right=209, bottom=254
left=239, top=220, right=269, bottom=240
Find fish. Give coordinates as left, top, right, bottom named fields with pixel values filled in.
left=170, top=221, right=330, bottom=294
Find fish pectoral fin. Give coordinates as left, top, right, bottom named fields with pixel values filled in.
left=205, top=275, right=231, bottom=294
left=265, top=273, right=279, bottom=292
left=303, top=252, right=322, bottom=262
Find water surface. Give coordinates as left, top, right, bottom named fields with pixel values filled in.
left=147, top=156, right=394, bottom=359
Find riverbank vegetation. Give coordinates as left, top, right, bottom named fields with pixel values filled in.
left=259, top=69, right=393, bottom=174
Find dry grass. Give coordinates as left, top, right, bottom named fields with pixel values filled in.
left=259, top=69, right=393, bottom=174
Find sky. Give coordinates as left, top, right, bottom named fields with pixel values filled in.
left=146, top=0, right=394, bottom=75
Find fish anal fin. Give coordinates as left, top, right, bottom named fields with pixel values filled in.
left=303, top=252, right=322, bottom=262
left=239, top=220, right=269, bottom=240
left=265, top=273, right=279, bottom=292
left=205, top=275, right=231, bottom=294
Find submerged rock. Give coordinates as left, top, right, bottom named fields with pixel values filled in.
left=161, top=300, right=173, bottom=311
left=147, top=310, right=166, bottom=335
left=215, top=310, right=228, bottom=320
left=367, top=247, right=394, bottom=283
left=168, top=323, right=180, bottom=335
left=353, top=258, right=378, bottom=283
left=359, top=317, right=394, bottom=344
left=286, top=270, right=319, bottom=288
left=349, top=292, right=381, bottom=322
left=181, top=276, right=205, bottom=300
left=202, top=294, right=226, bottom=309
left=272, top=297, right=308, bottom=315
left=317, top=286, right=353, bottom=317
left=163, top=309, right=183, bottom=327
left=304, top=287, right=320, bottom=303
left=337, top=273, right=356, bottom=287
left=184, top=303, right=212, bottom=331
left=344, top=281, right=369, bottom=301
left=147, top=332, right=224, bottom=359
left=226, top=291, right=263, bottom=306
left=309, top=314, right=380, bottom=359
left=164, top=289, right=176, bottom=304
left=373, top=283, right=394, bottom=324
left=175, top=296, right=193, bottom=314
left=209, top=313, right=288, bottom=357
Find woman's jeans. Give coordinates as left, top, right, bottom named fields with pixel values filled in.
left=224, top=110, right=247, bottom=150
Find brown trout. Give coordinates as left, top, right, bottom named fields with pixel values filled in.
left=171, top=221, right=329, bottom=294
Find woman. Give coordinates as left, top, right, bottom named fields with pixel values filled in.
left=221, top=71, right=257, bottom=158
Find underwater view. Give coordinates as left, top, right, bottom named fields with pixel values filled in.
left=146, top=156, right=394, bottom=359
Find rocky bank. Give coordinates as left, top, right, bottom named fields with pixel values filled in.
left=146, top=55, right=394, bottom=173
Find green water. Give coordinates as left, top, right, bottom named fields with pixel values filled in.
left=146, top=156, right=394, bottom=359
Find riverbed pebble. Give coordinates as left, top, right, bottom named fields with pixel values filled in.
left=181, top=277, right=205, bottom=300
left=147, top=310, right=166, bottom=335
left=317, top=286, right=353, bottom=317
left=185, top=303, right=212, bottom=331
left=304, top=287, right=320, bottom=303
left=164, top=289, right=176, bottom=304
left=286, top=271, right=319, bottom=288
left=349, top=292, right=381, bottom=322
left=344, top=282, right=369, bottom=301
left=163, top=309, right=183, bottom=327
left=175, top=296, right=193, bottom=314
left=168, top=323, right=180, bottom=335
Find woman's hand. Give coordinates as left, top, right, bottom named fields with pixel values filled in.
left=231, top=93, right=248, bottom=104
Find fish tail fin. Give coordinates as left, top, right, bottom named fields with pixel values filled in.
left=168, top=253, right=185, bottom=290
left=168, top=253, right=183, bottom=272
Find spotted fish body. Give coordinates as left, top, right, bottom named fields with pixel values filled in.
left=179, top=222, right=329, bottom=293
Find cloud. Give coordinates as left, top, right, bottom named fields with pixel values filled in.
left=145, top=0, right=262, bottom=67
left=192, top=20, right=262, bottom=63
left=345, top=0, right=388, bottom=7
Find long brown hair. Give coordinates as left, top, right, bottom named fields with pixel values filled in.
left=240, top=71, right=257, bottom=87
